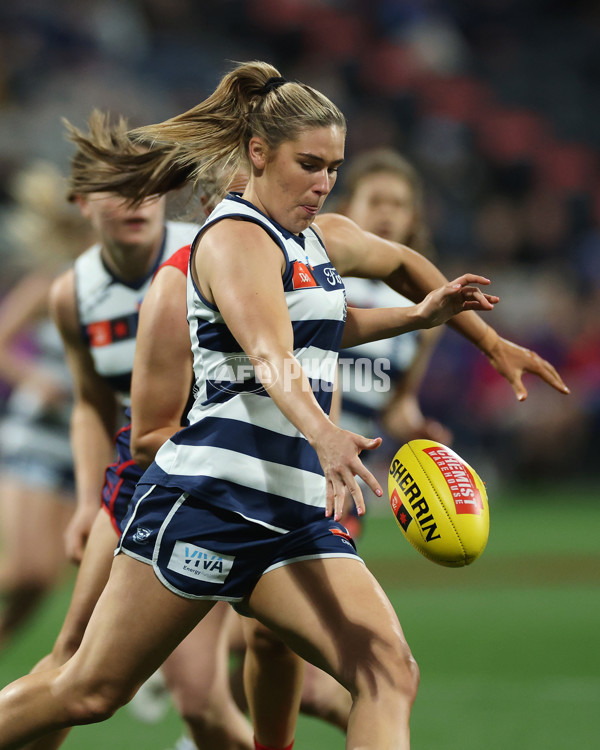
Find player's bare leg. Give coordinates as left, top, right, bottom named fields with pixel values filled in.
left=161, top=602, right=254, bottom=750
left=242, top=618, right=305, bottom=748
left=300, top=661, right=351, bottom=731
left=246, top=557, right=419, bottom=750
left=235, top=617, right=351, bottom=737
left=0, top=554, right=214, bottom=749
left=0, top=479, right=73, bottom=645
left=18, top=509, right=117, bottom=750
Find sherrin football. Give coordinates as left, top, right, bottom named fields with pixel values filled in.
left=388, top=439, right=489, bottom=567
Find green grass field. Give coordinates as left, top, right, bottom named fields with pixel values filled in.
left=1, top=482, right=599, bottom=749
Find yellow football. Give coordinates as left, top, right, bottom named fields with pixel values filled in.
left=388, top=439, right=489, bottom=567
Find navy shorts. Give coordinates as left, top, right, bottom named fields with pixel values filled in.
left=101, top=423, right=144, bottom=534
left=117, top=483, right=363, bottom=603
left=1, top=452, right=75, bottom=495
left=0, top=421, right=75, bottom=494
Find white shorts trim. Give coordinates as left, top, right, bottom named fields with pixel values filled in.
left=262, top=551, right=364, bottom=577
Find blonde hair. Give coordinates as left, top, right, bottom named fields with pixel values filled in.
left=64, top=61, right=346, bottom=205
left=7, top=160, right=95, bottom=268
left=65, top=110, right=142, bottom=201
left=338, top=148, right=432, bottom=255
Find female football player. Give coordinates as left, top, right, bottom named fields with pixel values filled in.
left=0, top=61, right=567, bottom=750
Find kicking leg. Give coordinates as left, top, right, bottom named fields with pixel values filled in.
left=246, top=557, right=419, bottom=750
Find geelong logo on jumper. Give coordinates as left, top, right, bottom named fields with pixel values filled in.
left=389, top=459, right=441, bottom=541
left=167, top=541, right=234, bottom=584
left=423, top=446, right=483, bottom=515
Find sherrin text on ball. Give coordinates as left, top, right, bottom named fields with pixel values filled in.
left=388, top=439, right=489, bottom=567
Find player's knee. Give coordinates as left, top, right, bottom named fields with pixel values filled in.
left=398, top=649, right=420, bottom=704
left=352, top=636, right=420, bottom=708
left=171, top=683, right=233, bottom=735
left=169, top=676, right=213, bottom=719
left=1, top=577, right=47, bottom=601
left=64, top=676, right=135, bottom=724
left=382, top=644, right=420, bottom=708
left=246, top=624, right=293, bottom=661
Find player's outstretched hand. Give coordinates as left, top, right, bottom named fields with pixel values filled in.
left=486, top=336, right=570, bottom=401
left=417, top=274, right=500, bottom=329
left=312, top=423, right=383, bottom=522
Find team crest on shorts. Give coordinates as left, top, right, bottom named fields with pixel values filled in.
left=132, top=526, right=152, bottom=544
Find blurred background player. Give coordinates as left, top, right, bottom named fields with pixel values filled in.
left=20, top=112, right=253, bottom=750
left=328, top=148, right=453, bottom=542
left=336, top=147, right=452, bottom=449
left=0, top=161, right=94, bottom=647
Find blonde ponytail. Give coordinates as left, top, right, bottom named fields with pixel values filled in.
left=65, top=61, right=346, bottom=205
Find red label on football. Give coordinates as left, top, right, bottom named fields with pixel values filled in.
left=423, top=446, right=483, bottom=515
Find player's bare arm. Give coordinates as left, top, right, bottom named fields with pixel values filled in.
left=130, top=265, right=193, bottom=469
left=49, top=270, right=119, bottom=561
left=316, top=213, right=569, bottom=400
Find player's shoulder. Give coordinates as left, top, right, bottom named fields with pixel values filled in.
left=314, top=213, right=367, bottom=273
left=156, top=244, right=191, bottom=278
left=49, top=267, right=78, bottom=338
left=49, top=266, right=75, bottom=305
left=315, top=212, right=360, bottom=240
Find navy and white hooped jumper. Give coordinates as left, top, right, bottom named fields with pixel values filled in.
left=0, top=317, right=75, bottom=492
left=119, top=195, right=363, bottom=602
left=338, top=276, right=420, bottom=438
left=74, top=220, right=201, bottom=532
